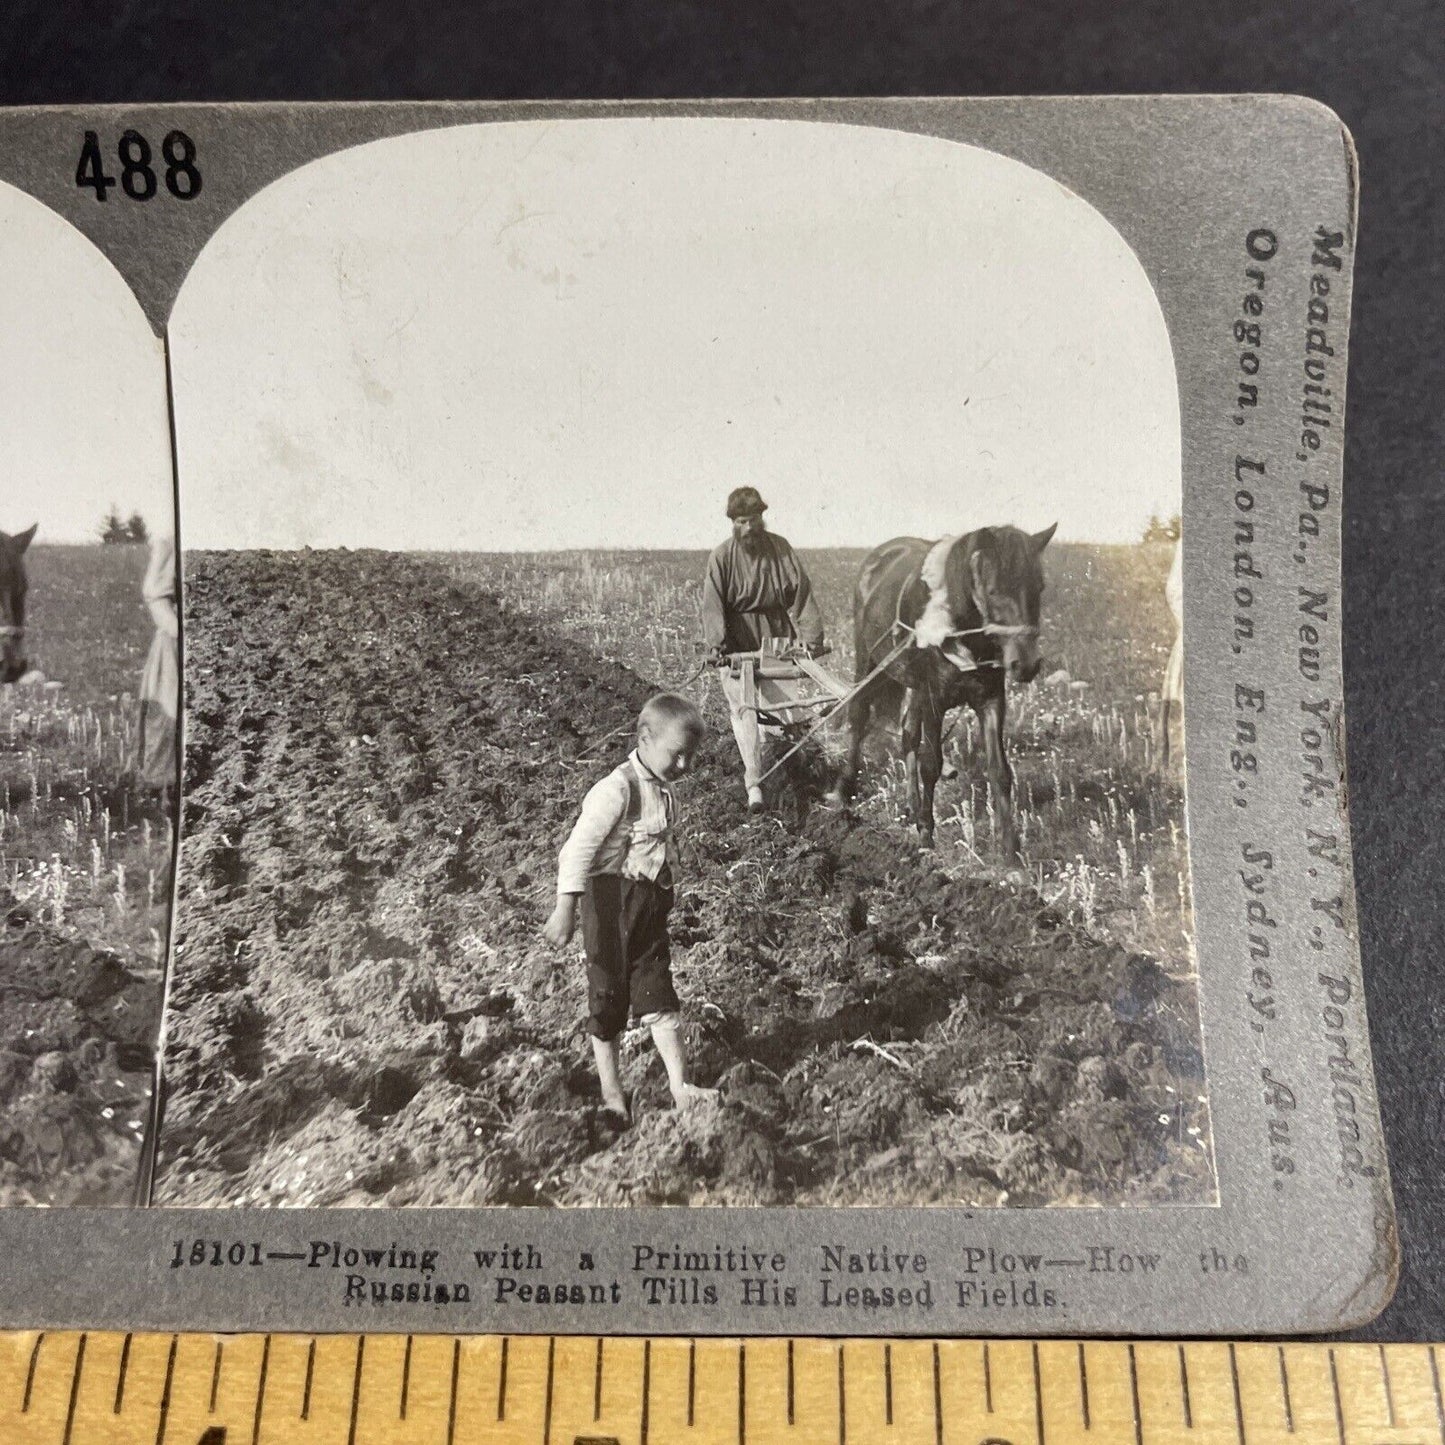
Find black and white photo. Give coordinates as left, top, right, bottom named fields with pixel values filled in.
left=152, top=119, right=1211, bottom=1211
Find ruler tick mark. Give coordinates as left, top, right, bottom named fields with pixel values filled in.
left=594, top=1336, right=604, bottom=1421
left=498, top=1336, right=509, bottom=1420
left=985, top=1341, right=994, bottom=1414
left=61, top=1333, right=85, bottom=1445
left=886, top=1342, right=894, bottom=1427
left=1034, top=1341, right=1046, bottom=1445
left=1429, top=1346, right=1444, bottom=1442
left=22, top=1332, right=44, bottom=1411
left=1380, top=1344, right=1397, bottom=1427
left=1229, top=1343, right=1245, bottom=1445
left=641, top=1339, right=651, bottom=1445
left=1279, top=1348, right=1295, bottom=1433
left=114, top=1332, right=132, bottom=1414
left=1329, top=1348, right=1345, bottom=1445
left=787, top=1339, right=794, bottom=1425
left=301, top=1338, right=315, bottom=1419
left=401, top=1334, right=413, bottom=1419
left=1179, top=1345, right=1193, bottom=1429
left=933, top=1343, right=943, bottom=1445
left=1079, top=1342, right=1092, bottom=1429
left=347, top=1336, right=365, bottom=1445
left=447, top=1338, right=460, bottom=1445
left=838, top=1345, right=847, bottom=1445
left=739, top=1342, right=747, bottom=1445
left=543, top=1335, right=555, bottom=1445
left=252, top=1334, right=270, bottom=1445
left=1129, top=1344, right=1143, bottom=1445
left=154, top=1335, right=178, bottom=1445
left=210, top=1339, right=224, bottom=1412
left=689, top=1339, right=697, bottom=1427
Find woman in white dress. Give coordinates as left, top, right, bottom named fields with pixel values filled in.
left=130, top=527, right=178, bottom=1206
left=132, top=529, right=179, bottom=798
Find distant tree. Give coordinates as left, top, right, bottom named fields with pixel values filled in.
left=1143, top=513, right=1182, bottom=544
left=98, top=507, right=149, bottom=544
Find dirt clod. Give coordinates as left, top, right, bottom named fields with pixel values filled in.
left=0, top=889, right=160, bottom=1204
left=157, top=551, right=1211, bottom=1208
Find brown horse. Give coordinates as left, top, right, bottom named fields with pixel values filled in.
left=0, top=525, right=37, bottom=684
left=831, top=524, right=1055, bottom=855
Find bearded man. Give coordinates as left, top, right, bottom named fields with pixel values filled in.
left=702, top=487, right=825, bottom=810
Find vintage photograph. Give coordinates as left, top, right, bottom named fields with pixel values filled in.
left=0, top=181, right=176, bottom=1205
left=153, top=117, right=1211, bottom=1209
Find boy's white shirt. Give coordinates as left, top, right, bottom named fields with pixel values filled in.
left=556, top=749, right=677, bottom=896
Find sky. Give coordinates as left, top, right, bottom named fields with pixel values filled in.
left=169, top=118, right=1182, bottom=552
left=0, top=182, right=172, bottom=544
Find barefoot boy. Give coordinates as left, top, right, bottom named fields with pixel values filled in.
left=543, top=693, right=717, bottom=1117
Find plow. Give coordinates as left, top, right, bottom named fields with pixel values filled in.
left=720, top=634, right=916, bottom=792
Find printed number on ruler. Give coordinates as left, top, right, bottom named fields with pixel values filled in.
left=76, top=129, right=202, bottom=202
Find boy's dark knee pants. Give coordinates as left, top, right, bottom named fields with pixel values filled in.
left=582, top=873, right=680, bottom=1038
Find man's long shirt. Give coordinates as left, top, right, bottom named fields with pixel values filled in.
left=701, top=532, right=825, bottom=654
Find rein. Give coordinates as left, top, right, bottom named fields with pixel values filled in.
left=895, top=618, right=1039, bottom=645
left=753, top=630, right=915, bottom=787
left=885, top=551, right=1038, bottom=671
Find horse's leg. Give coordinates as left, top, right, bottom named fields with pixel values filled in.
left=902, top=687, right=924, bottom=834
left=977, top=687, right=1019, bottom=861
left=940, top=717, right=959, bottom=782
left=830, top=682, right=874, bottom=807
left=917, top=703, right=944, bottom=850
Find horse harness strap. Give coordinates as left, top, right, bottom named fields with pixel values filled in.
left=896, top=618, right=1038, bottom=643
left=875, top=550, right=1036, bottom=672
left=753, top=629, right=916, bottom=789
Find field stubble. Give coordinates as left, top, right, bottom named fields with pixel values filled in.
left=453, top=544, right=1194, bottom=966
left=0, top=544, right=169, bottom=1205
left=159, top=544, right=1212, bottom=1210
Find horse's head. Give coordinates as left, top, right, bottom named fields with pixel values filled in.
left=957, top=523, right=1056, bottom=683
left=0, top=525, right=36, bottom=683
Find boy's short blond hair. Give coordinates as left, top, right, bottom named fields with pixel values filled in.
left=639, top=692, right=706, bottom=740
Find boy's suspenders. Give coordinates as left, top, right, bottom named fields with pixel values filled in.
left=613, top=762, right=643, bottom=878
left=617, top=762, right=676, bottom=885
left=619, top=762, right=642, bottom=824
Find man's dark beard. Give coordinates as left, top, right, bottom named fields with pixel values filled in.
left=738, top=527, right=767, bottom=555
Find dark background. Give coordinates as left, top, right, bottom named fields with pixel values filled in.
left=3, top=0, right=1439, bottom=1338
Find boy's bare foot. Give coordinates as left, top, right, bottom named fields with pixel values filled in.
left=672, top=1082, right=720, bottom=1109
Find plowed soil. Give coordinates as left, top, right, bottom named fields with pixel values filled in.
left=0, top=888, right=160, bottom=1205
left=156, top=550, right=1211, bottom=1208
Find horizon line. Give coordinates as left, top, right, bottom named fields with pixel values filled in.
left=168, top=533, right=1172, bottom=555
left=24, top=532, right=1178, bottom=551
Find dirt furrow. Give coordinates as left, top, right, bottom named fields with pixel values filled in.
left=157, top=549, right=1211, bottom=1209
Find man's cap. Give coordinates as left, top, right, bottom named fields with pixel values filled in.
left=726, top=486, right=768, bottom=519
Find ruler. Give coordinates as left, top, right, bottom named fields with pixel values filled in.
left=1, top=1333, right=1441, bottom=1445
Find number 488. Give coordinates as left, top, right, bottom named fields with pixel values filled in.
left=76, top=128, right=202, bottom=201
